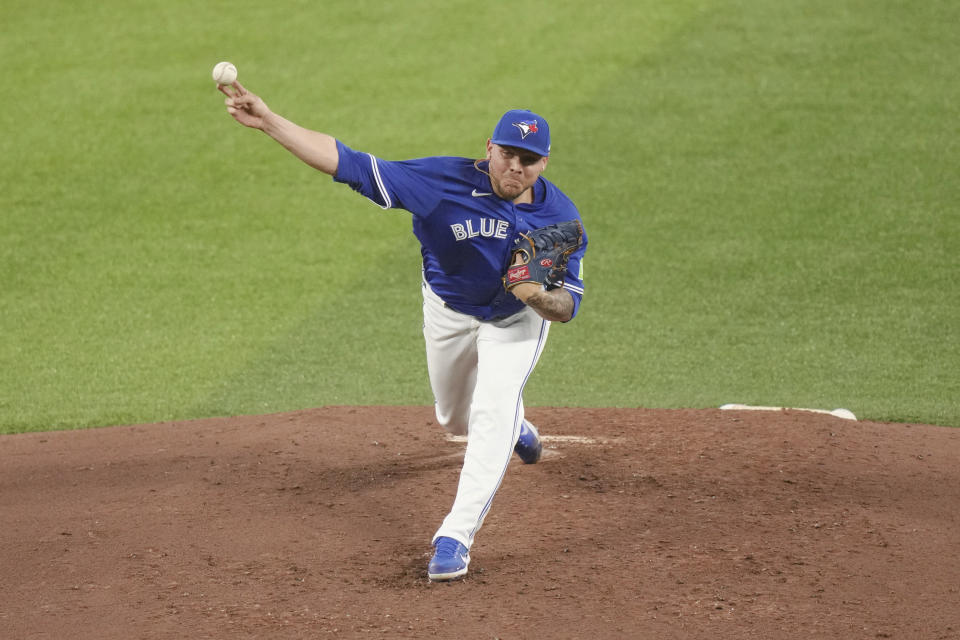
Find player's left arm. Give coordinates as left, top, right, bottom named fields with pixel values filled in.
left=510, top=285, right=575, bottom=322
left=504, top=218, right=586, bottom=322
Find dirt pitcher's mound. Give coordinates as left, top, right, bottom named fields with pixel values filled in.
left=2, top=407, right=958, bottom=639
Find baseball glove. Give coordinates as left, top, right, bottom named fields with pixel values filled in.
left=503, top=220, right=583, bottom=291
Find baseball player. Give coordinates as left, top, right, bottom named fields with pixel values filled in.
left=218, top=80, right=587, bottom=581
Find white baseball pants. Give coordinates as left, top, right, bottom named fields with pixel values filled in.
left=421, top=280, right=549, bottom=548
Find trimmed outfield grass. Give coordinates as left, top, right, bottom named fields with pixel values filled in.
left=2, top=0, right=958, bottom=432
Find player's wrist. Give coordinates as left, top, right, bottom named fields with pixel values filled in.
left=524, top=287, right=574, bottom=322
left=259, top=109, right=282, bottom=132
left=508, top=282, right=544, bottom=303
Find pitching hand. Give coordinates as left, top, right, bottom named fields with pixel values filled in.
left=218, top=81, right=270, bottom=130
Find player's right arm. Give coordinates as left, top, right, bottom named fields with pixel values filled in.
left=219, top=81, right=339, bottom=176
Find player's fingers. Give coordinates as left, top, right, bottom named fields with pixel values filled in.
left=225, top=94, right=255, bottom=114
left=218, top=83, right=240, bottom=98
left=233, top=80, right=248, bottom=96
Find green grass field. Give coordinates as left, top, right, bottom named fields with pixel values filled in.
left=2, top=0, right=958, bottom=433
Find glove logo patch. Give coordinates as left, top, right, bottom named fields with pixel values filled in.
left=506, top=265, right=530, bottom=283
left=539, top=258, right=554, bottom=267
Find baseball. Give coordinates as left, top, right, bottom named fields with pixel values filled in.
left=212, top=61, right=238, bottom=85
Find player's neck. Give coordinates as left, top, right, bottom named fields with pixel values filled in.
left=512, top=187, right=534, bottom=205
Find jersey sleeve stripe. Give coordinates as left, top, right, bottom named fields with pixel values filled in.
left=367, top=153, right=392, bottom=209
left=565, top=284, right=585, bottom=295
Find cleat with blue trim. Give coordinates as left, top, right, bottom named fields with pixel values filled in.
left=514, top=420, right=542, bottom=464
left=428, top=536, right=470, bottom=581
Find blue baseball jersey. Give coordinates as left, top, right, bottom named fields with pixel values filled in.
left=332, top=140, right=587, bottom=321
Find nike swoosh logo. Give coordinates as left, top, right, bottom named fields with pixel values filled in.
left=471, top=189, right=493, bottom=197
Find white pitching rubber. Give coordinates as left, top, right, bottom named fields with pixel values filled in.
left=720, top=404, right=857, bottom=421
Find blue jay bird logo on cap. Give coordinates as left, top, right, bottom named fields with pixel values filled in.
left=512, top=120, right=539, bottom=139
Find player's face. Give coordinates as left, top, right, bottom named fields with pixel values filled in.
left=486, top=142, right=548, bottom=203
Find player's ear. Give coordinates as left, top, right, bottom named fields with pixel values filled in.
left=485, top=139, right=493, bottom=161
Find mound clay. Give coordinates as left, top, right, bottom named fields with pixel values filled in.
left=2, top=407, right=958, bottom=639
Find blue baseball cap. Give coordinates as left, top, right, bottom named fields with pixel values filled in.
left=490, top=109, right=551, bottom=157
